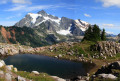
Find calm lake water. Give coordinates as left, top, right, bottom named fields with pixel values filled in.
left=3, top=54, right=93, bottom=79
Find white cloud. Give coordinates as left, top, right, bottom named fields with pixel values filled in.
left=12, top=0, right=31, bottom=4
left=6, top=13, right=22, bottom=19
left=26, top=5, right=53, bottom=11
left=102, top=24, right=114, bottom=27
left=0, top=0, right=8, bottom=4
left=84, top=14, right=91, bottom=17
left=106, top=31, right=114, bottom=34
left=6, top=5, right=26, bottom=11
left=0, top=0, right=31, bottom=4
left=0, top=21, right=17, bottom=26
left=98, top=0, right=120, bottom=7
left=5, top=4, right=64, bottom=11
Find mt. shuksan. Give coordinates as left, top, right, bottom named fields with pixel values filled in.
left=15, top=10, right=90, bottom=36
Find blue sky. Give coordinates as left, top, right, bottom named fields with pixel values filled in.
left=0, top=0, right=120, bottom=35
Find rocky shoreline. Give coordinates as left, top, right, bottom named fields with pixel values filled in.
left=0, top=59, right=66, bottom=81
left=0, top=59, right=32, bottom=81
left=0, top=43, right=34, bottom=56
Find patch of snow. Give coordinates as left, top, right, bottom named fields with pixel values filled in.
left=57, top=24, right=72, bottom=35
left=81, top=20, right=89, bottom=25
left=28, top=13, right=42, bottom=23
left=28, top=13, right=61, bottom=26
left=44, top=16, right=61, bottom=24
left=35, top=16, right=61, bottom=26
left=80, top=27, right=86, bottom=31
left=75, top=19, right=89, bottom=31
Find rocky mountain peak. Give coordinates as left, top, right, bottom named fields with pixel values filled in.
left=37, top=10, right=48, bottom=16
left=118, top=33, right=120, bottom=37
left=15, top=10, right=90, bottom=36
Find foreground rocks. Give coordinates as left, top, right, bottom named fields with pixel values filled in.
left=0, top=60, right=5, bottom=68
left=98, top=74, right=117, bottom=80
left=92, top=61, right=120, bottom=80
left=0, top=60, right=32, bottom=81
left=51, top=76, right=66, bottom=81
left=32, top=71, right=40, bottom=75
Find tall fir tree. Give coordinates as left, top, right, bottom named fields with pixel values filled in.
left=101, top=29, right=106, bottom=41
left=92, top=24, right=101, bottom=41
left=82, top=25, right=92, bottom=41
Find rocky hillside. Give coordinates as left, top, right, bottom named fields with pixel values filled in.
left=0, top=42, right=34, bottom=56
left=0, top=26, right=65, bottom=47
left=0, top=24, right=85, bottom=47
left=34, top=41, right=120, bottom=61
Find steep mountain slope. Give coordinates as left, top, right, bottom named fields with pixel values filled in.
left=118, top=33, right=120, bottom=42
left=15, top=10, right=90, bottom=36
left=0, top=26, right=59, bottom=47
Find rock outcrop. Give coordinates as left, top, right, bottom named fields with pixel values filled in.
left=91, top=41, right=120, bottom=58
left=0, top=43, right=34, bottom=56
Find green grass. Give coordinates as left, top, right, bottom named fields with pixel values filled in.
left=0, top=66, right=6, bottom=72
left=106, top=53, right=120, bottom=60
left=0, top=78, right=5, bottom=81
left=0, top=65, right=55, bottom=81
left=16, top=71, right=55, bottom=81
left=49, top=41, right=96, bottom=57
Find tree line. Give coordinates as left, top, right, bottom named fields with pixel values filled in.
left=82, top=24, right=106, bottom=42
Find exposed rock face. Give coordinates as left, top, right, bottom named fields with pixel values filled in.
left=91, top=41, right=120, bottom=57
left=118, top=33, right=120, bottom=37
left=118, top=34, right=120, bottom=43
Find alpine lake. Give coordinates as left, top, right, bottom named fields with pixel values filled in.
left=1, top=54, right=94, bottom=79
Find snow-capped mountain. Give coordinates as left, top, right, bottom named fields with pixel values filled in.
left=15, top=10, right=90, bottom=36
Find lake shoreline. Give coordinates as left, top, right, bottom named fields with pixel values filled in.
left=2, top=54, right=90, bottom=79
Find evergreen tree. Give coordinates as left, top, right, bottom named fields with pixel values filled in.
left=82, top=25, right=92, bottom=41
left=82, top=24, right=101, bottom=42
left=101, top=29, right=106, bottom=41
left=92, top=24, right=101, bottom=41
